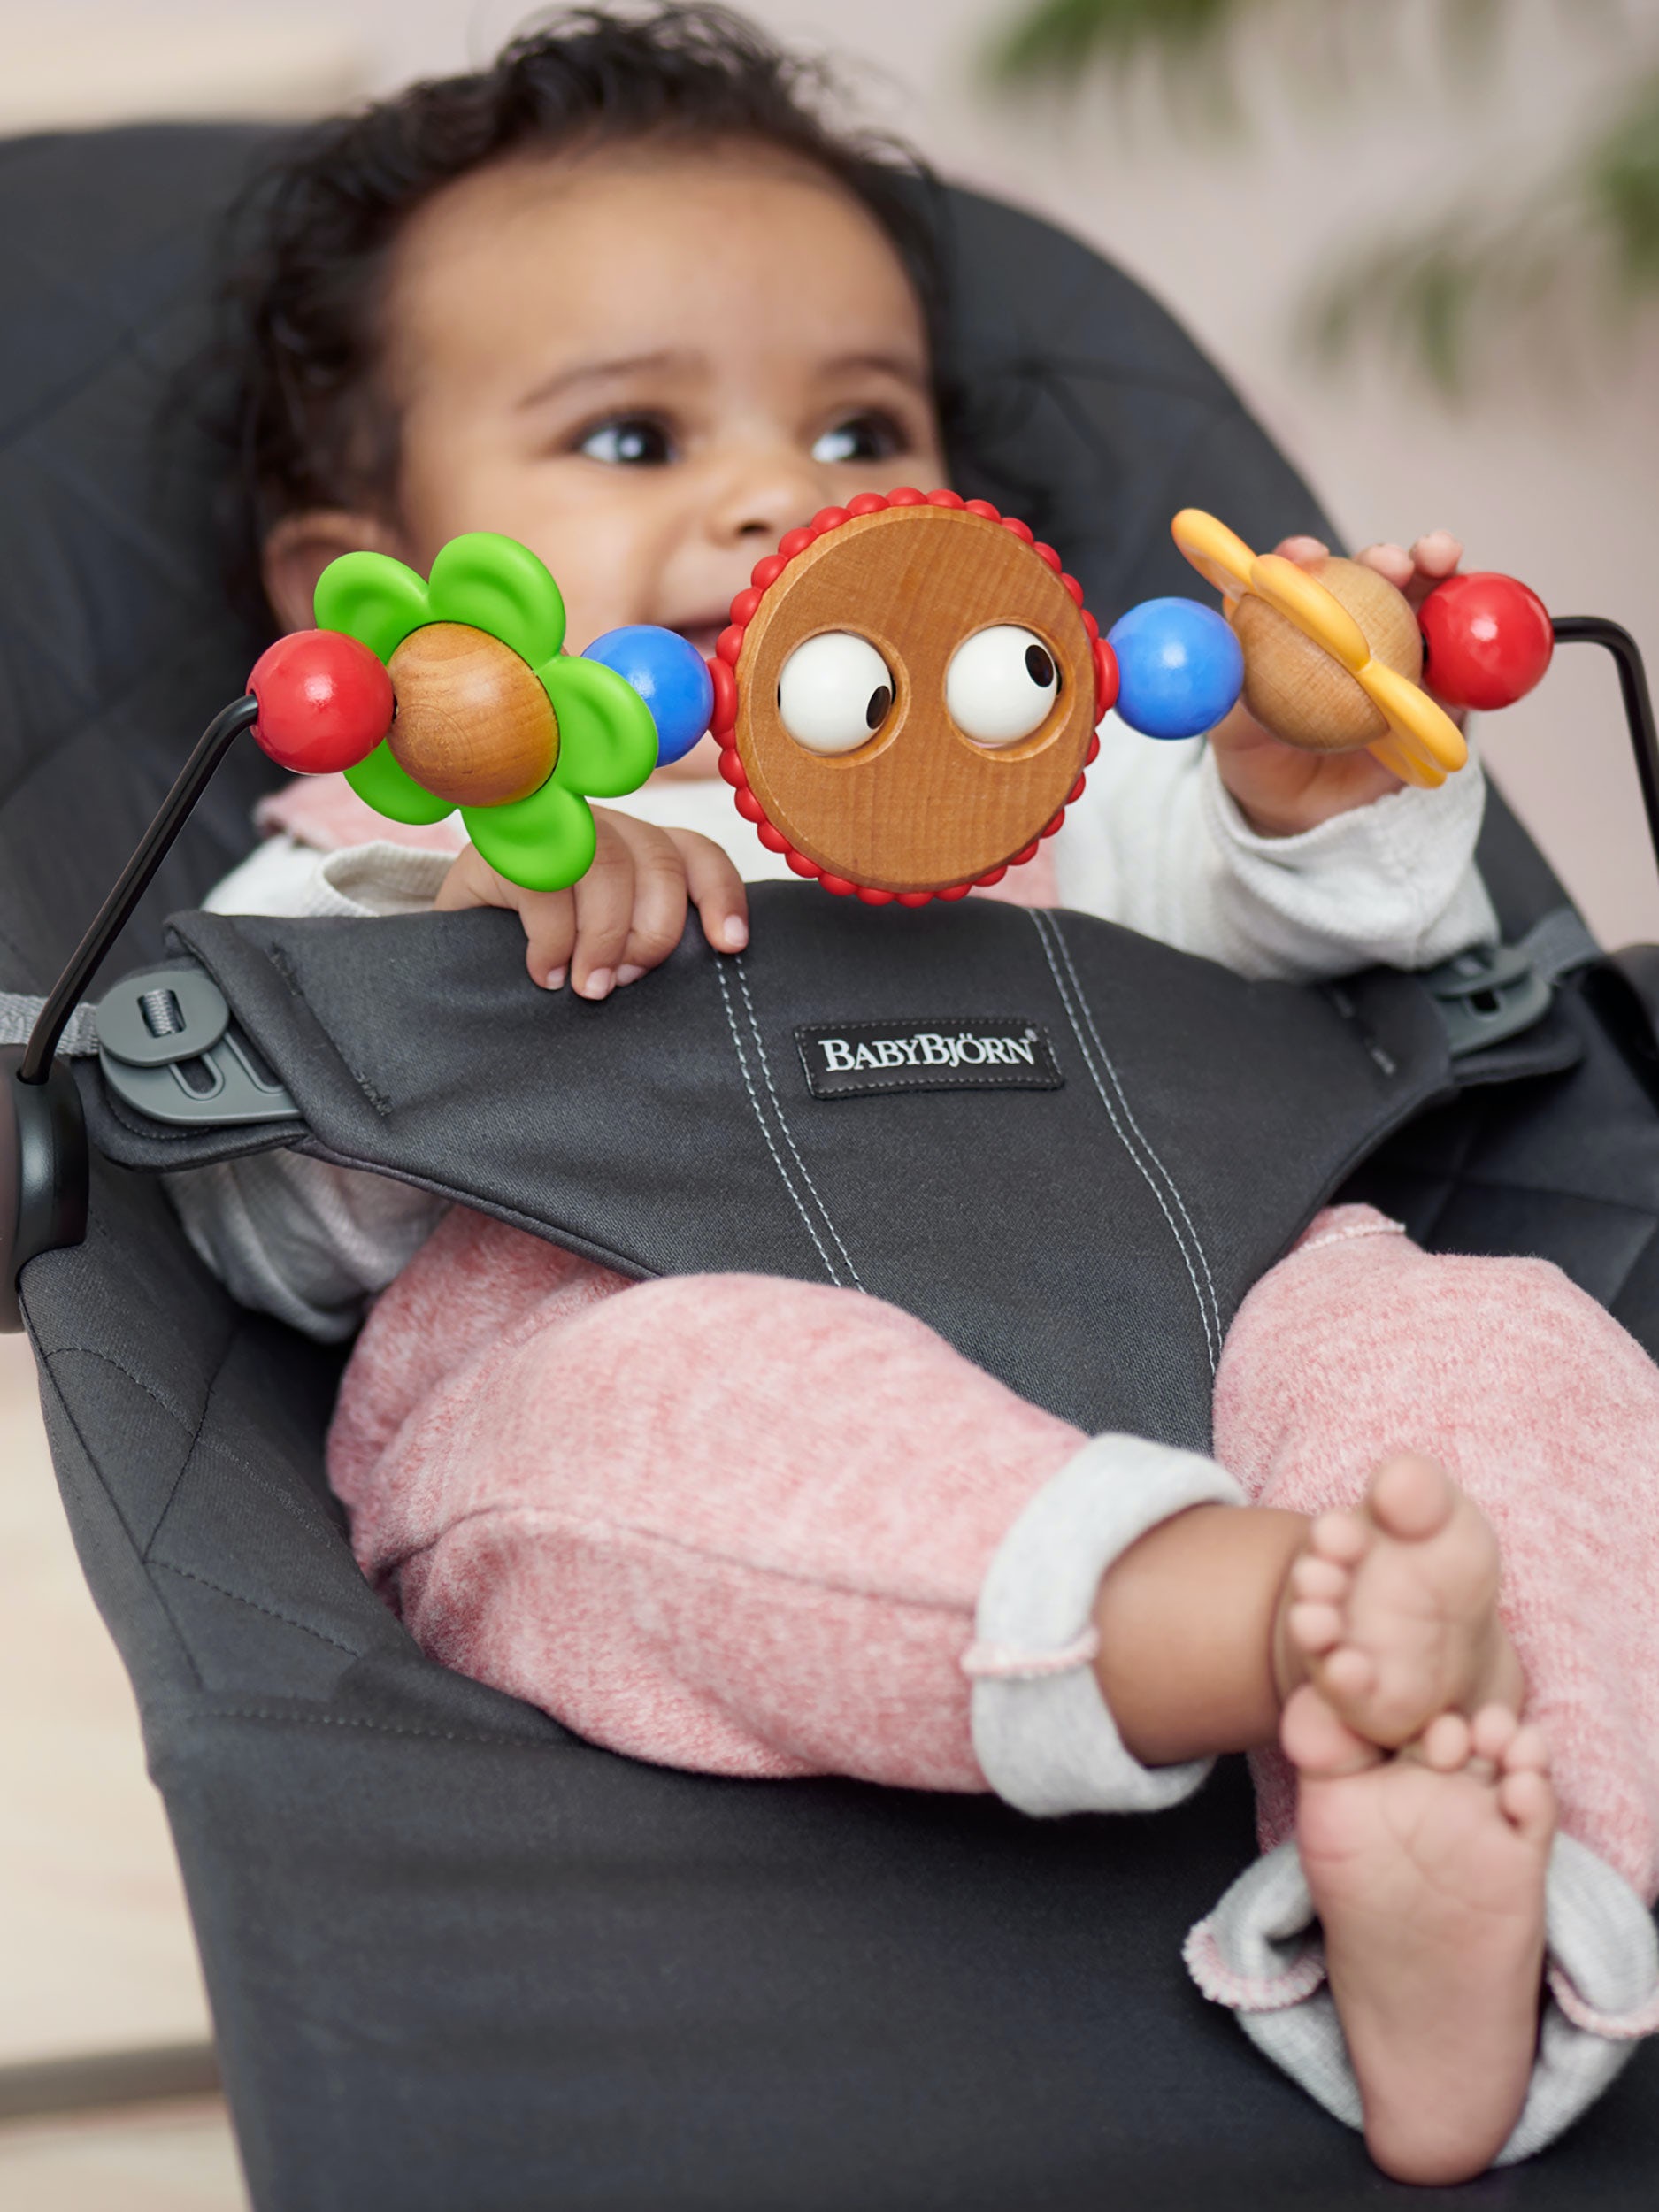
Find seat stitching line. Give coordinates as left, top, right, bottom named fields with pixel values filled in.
left=713, top=957, right=841, bottom=1286
left=141, top=1324, right=242, bottom=1564
left=175, top=1707, right=557, bottom=1750
left=27, top=1358, right=204, bottom=1689
left=35, top=1342, right=341, bottom=1540
left=1046, top=911, right=1224, bottom=1352
left=150, top=1559, right=366, bottom=1657
left=733, top=956, right=864, bottom=1292
left=1028, top=910, right=1217, bottom=1371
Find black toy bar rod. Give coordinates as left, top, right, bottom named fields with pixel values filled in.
left=1551, top=616, right=1659, bottom=886
left=19, top=695, right=260, bottom=1086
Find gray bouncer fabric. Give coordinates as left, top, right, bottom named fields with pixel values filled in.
left=4, top=123, right=1658, bottom=2210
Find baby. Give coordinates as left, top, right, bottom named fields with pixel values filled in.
left=176, top=4, right=1659, bottom=2186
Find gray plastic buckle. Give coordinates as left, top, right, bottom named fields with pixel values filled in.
left=1423, top=941, right=1552, bottom=1058
left=96, top=965, right=301, bottom=1127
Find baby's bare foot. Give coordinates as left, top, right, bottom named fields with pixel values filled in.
left=1279, top=1455, right=1521, bottom=1748
left=1286, top=1686, right=1554, bottom=2185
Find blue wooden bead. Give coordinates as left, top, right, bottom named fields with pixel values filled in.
left=581, top=626, right=715, bottom=765
left=1107, top=598, right=1243, bottom=741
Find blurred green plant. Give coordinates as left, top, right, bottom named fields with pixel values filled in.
left=987, top=0, right=1659, bottom=391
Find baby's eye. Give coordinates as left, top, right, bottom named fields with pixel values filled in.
left=946, top=626, right=1061, bottom=746
left=777, top=632, right=895, bottom=754
left=576, top=415, right=676, bottom=466
left=810, top=411, right=908, bottom=465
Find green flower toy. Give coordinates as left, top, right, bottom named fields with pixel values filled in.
left=314, top=533, right=661, bottom=892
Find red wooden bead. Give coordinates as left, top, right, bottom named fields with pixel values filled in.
left=1080, top=610, right=1099, bottom=641
left=729, top=588, right=763, bottom=626
left=845, top=492, right=889, bottom=517
left=857, top=886, right=895, bottom=904
left=897, top=890, right=933, bottom=907
left=734, top=787, right=764, bottom=822
left=247, top=629, right=393, bottom=773
left=1040, top=811, right=1065, bottom=839
left=1000, top=516, right=1034, bottom=543
left=1418, top=572, right=1555, bottom=711
left=716, top=625, right=745, bottom=666
left=1086, top=729, right=1102, bottom=764
left=810, top=506, right=850, bottom=535
left=1093, top=639, right=1119, bottom=721
left=717, top=742, right=747, bottom=788
left=757, top=822, right=787, bottom=852
left=1033, top=542, right=1063, bottom=572
left=820, top=874, right=856, bottom=896
left=976, top=865, right=1008, bottom=887
left=1068, top=775, right=1087, bottom=804
left=1010, top=841, right=1040, bottom=868
left=787, top=850, right=822, bottom=879
left=750, top=553, right=787, bottom=590
left=926, top=488, right=964, bottom=508
left=936, top=884, right=971, bottom=901
left=1061, top=572, right=1085, bottom=604
left=778, top=527, right=815, bottom=561
left=709, top=660, right=739, bottom=738
left=964, top=499, right=1002, bottom=522
left=887, top=487, right=926, bottom=506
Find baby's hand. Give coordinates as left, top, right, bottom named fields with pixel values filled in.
left=1208, top=531, right=1465, bottom=839
left=434, top=807, right=748, bottom=998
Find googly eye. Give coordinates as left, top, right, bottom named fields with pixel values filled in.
left=776, top=632, right=895, bottom=754
left=945, top=626, right=1060, bottom=746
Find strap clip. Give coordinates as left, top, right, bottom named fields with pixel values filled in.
left=96, top=965, right=300, bottom=1126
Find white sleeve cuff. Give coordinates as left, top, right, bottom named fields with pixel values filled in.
left=204, top=835, right=452, bottom=922
left=966, top=1433, right=1244, bottom=1817
left=1195, top=742, right=1499, bottom=982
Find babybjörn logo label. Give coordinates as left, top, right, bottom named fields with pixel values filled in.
left=795, top=1018, right=1064, bottom=1100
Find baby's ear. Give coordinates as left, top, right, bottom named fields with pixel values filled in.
left=263, top=509, right=403, bottom=633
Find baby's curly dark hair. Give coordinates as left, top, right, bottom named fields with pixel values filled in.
left=205, top=3, right=946, bottom=615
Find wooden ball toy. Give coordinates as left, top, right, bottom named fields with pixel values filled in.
left=1170, top=509, right=1468, bottom=787
left=717, top=491, right=1108, bottom=902
left=308, top=534, right=660, bottom=894
left=384, top=623, right=558, bottom=810
left=1232, top=556, right=1422, bottom=753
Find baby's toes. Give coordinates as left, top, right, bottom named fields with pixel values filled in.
left=1320, top=1642, right=1379, bottom=1708
left=1497, top=1766, right=1556, bottom=1848
left=1501, top=1722, right=1551, bottom=1777
left=1470, top=1704, right=1522, bottom=1766
left=1287, top=1600, right=1346, bottom=1657
left=1420, top=1711, right=1472, bottom=1771
left=1366, top=1454, right=1457, bottom=1543
left=1282, top=1684, right=1381, bottom=1779
left=1309, top=1509, right=1370, bottom=1570
left=1289, top=1553, right=1349, bottom=1605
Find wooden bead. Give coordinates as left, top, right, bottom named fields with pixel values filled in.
left=387, top=623, right=557, bottom=807
left=734, top=505, right=1094, bottom=893
left=1232, top=557, right=1421, bottom=753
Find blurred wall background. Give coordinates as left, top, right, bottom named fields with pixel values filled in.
left=11, top=0, right=1659, bottom=944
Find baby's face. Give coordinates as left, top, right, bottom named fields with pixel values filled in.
left=266, top=141, right=943, bottom=710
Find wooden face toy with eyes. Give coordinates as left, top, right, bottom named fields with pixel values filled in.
left=711, top=492, right=1115, bottom=904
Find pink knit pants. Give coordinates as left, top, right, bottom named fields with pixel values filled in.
left=330, top=1202, right=1659, bottom=1907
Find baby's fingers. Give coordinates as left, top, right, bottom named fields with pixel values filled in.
left=1409, top=529, right=1463, bottom=580
left=1354, top=540, right=1415, bottom=592
left=1269, top=534, right=1330, bottom=569
left=515, top=888, right=578, bottom=991
left=668, top=829, right=748, bottom=955
left=567, top=815, right=639, bottom=999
